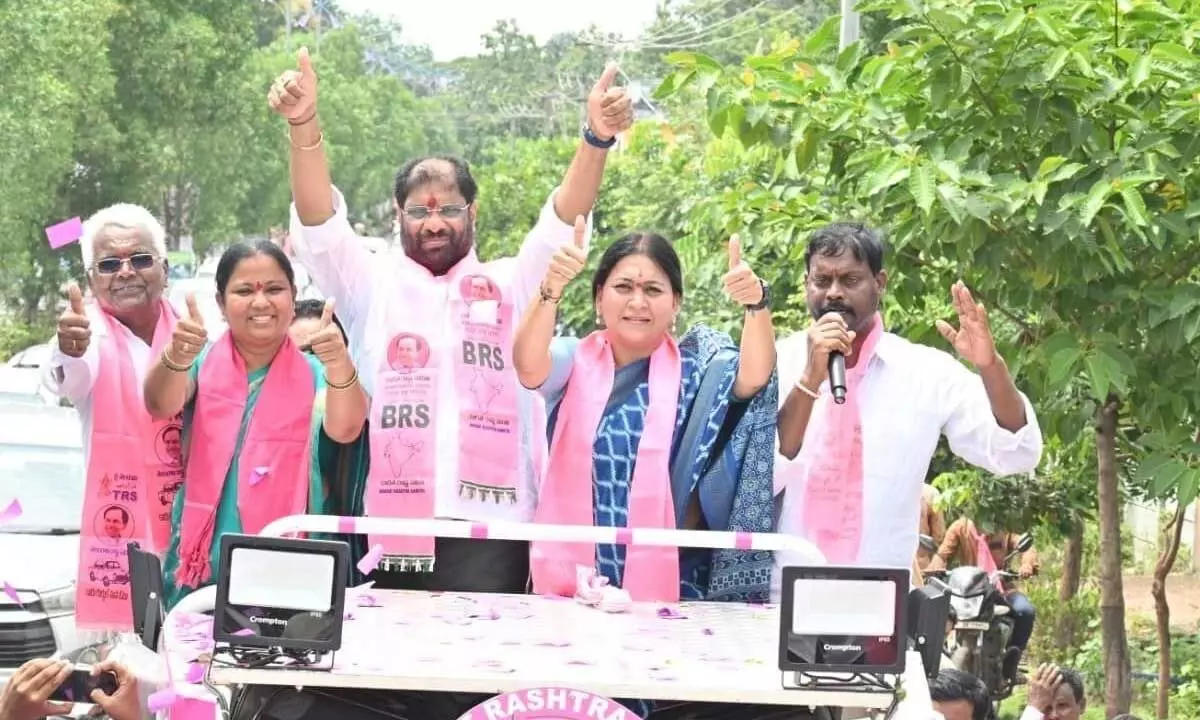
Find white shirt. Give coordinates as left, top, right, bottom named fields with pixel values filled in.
left=42, top=306, right=155, bottom=466
left=289, top=186, right=589, bottom=523
left=1018, top=707, right=1045, bottom=720
left=771, top=330, right=1043, bottom=600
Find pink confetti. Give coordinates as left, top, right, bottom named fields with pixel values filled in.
left=3, top=582, right=20, bottom=605
left=534, top=640, right=571, bottom=647
left=147, top=689, right=179, bottom=713
left=45, top=217, right=83, bottom=250
left=702, top=628, right=715, bottom=636
left=248, top=466, right=269, bottom=486
left=344, top=611, right=355, bottom=620
left=185, top=663, right=205, bottom=684
left=656, top=606, right=687, bottom=619
left=357, top=544, right=384, bottom=575
left=356, top=593, right=380, bottom=608
left=567, top=660, right=591, bottom=666
left=233, top=628, right=254, bottom=636
left=0, top=499, right=21, bottom=524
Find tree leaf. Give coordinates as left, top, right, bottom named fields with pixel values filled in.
left=1047, top=346, right=1082, bottom=387
left=1130, top=55, right=1152, bottom=88
left=1044, top=48, right=1070, bottom=81
left=1120, top=186, right=1150, bottom=227
left=1178, top=469, right=1200, bottom=507
left=1036, top=156, right=1066, bottom=178
left=909, top=163, right=935, bottom=213
left=1081, top=178, right=1114, bottom=226
left=1152, top=43, right=1197, bottom=65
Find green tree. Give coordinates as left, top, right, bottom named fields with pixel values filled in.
left=658, top=1, right=1200, bottom=715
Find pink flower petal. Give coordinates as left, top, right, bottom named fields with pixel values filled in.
left=702, top=628, right=715, bottom=636
left=3, top=582, right=20, bottom=605
left=344, top=611, right=355, bottom=620
left=0, top=498, right=21, bottom=524
left=656, top=606, right=686, bottom=619
left=185, top=662, right=206, bottom=684
left=233, top=628, right=254, bottom=636
left=356, top=544, right=384, bottom=575
left=356, top=593, right=380, bottom=608
left=248, top=466, right=269, bottom=486
left=147, top=689, right=179, bottom=713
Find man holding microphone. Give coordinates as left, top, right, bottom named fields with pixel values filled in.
left=771, top=222, right=1043, bottom=598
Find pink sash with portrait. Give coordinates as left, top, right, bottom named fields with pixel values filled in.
left=77, top=300, right=182, bottom=630
left=365, top=253, right=521, bottom=571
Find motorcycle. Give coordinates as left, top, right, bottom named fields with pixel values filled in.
left=918, top=532, right=1034, bottom=704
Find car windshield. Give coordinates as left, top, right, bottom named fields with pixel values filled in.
left=0, top=391, right=44, bottom=406
left=0, top=442, right=85, bottom=532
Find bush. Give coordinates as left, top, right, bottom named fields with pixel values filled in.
left=0, top=317, right=51, bottom=362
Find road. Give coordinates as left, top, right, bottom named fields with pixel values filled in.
left=1123, top=574, right=1200, bottom=630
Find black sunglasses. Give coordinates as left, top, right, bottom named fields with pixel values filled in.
left=95, top=253, right=158, bottom=275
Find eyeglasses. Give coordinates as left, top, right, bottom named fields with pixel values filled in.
left=402, top=204, right=468, bottom=221
left=95, top=253, right=158, bottom=275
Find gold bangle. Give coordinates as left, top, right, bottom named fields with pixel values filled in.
left=289, top=129, right=324, bottom=151
left=161, top=349, right=191, bottom=373
left=325, top=368, right=359, bottom=390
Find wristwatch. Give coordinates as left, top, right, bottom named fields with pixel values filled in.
left=745, top=279, right=771, bottom=311
left=582, top=122, right=616, bottom=149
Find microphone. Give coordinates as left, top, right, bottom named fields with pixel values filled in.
left=828, top=351, right=846, bottom=405
left=820, top=308, right=848, bottom=405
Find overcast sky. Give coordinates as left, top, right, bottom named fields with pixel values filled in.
left=335, top=0, right=662, bottom=60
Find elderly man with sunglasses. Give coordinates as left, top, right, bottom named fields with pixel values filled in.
left=44, top=203, right=186, bottom=632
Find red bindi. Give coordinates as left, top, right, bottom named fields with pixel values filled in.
left=254, top=281, right=264, bottom=292
left=424, top=194, right=440, bottom=210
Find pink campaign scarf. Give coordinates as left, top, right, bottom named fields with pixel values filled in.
left=799, top=313, right=883, bottom=564
left=530, top=330, right=683, bottom=602
left=175, top=334, right=315, bottom=588
left=77, top=300, right=180, bottom=630
left=969, top=521, right=1005, bottom=591
left=365, top=252, right=523, bottom=572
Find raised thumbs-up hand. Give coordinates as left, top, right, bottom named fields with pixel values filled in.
left=56, top=283, right=91, bottom=358
left=721, top=235, right=765, bottom=308
left=268, top=47, right=319, bottom=124
left=307, top=298, right=351, bottom=374
left=541, top=216, right=589, bottom=301
left=586, top=62, right=635, bottom=142
left=169, top=294, right=208, bottom=367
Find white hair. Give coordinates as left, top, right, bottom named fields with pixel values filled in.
left=80, top=203, right=168, bottom=268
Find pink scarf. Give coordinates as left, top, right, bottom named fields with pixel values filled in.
left=969, top=521, right=1005, bottom=591
left=365, top=252, right=522, bottom=571
left=530, top=330, right=683, bottom=602
left=799, top=313, right=883, bottom=563
left=175, top=334, right=315, bottom=588
left=76, top=300, right=180, bottom=630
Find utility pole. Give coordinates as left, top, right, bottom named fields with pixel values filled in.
left=839, top=0, right=860, bottom=50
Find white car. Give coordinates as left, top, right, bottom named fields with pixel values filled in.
left=6, top=343, right=51, bottom=370
left=0, top=367, right=59, bottom=407
left=0, top=403, right=87, bottom=683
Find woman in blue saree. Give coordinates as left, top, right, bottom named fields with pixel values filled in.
left=513, top=223, right=788, bottom=719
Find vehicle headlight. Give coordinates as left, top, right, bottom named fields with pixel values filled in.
left=950, top=595, right=984, bottom=621
left=39, top=584, right=75, bottom=615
